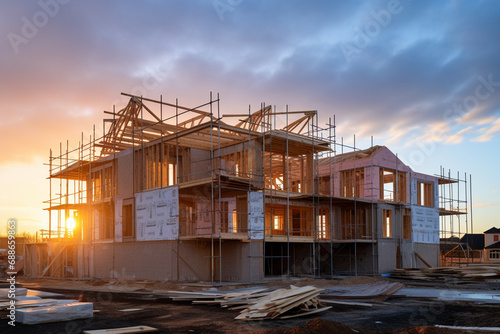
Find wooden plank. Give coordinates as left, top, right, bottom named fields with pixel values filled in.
left=169, top=285, right=329, bottom=321
left=415, top=252, right=432, bottom=268
left=121, top=92, right=212, bottom=117
left=83, top=325, right=158, bottom=334
left=320, top=299, right=373, bottom=307
left=434, top=325, right=500, bottom=332
left=279, top=306, right=332, bottom=320
left=270, top=290, right=321, bottom=318
left=191, top=300, right=224, bottom=305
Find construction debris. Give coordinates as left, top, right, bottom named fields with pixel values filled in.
left=16, top=301, right=93, bottom=325
left=168, top=285, right=331, bottom=320
left=320, top=299, right=373, bottom=307
left=395, top=287, right=500, bottom=304
left=83, top=326, right=159, bottom=334
left=0, top=287, right=27, bottom=299
left=0, top=298, right=79, bottom=309
left=320, top=281, right=405, bottom=302
left=391, top=264, right=500, bottom=282
left=25, top=289, right=65, bottom=298
left=235, top=286, right=330, bottom=320
left=434, top=325, right=500, bottom=332
left=0, top=288, right=93, bottom=325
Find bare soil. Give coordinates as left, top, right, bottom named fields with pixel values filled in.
left=1, top=277, right=498, bottom=334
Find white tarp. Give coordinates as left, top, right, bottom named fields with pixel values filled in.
left=136, top=186, right=179, bottom=241
left=16, top=302, right=93, bottom=325
left=248, top=192, right=264, bottom=239
left=411, top=205, right=439, bottom=244
left=410, top=179, right=439, bottom=244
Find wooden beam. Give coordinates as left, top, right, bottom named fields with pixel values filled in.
left=131, top=96, right=162, bottom=123
left=83, top=326, right=158, bottom=334
left=121, top=92, right=213, bottom=116
left=415, top=252, right=432, bottom=268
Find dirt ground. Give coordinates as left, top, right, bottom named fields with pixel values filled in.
left=1, top=276, right=499, bottom=333
left=14, top=274, right=386, bottom=293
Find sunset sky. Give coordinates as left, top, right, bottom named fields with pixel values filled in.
left=1, top=0, right=499, bottom=236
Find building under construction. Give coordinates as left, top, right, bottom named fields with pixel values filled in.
left=24, top=93, right=472, bottom=281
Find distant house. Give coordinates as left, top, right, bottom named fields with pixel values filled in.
left=458, top=233, right=484, bottom=262
left=484, top=227, right=500, bottom=262
left=460, top=234, right=484, bottom=251
left=458, top=228, right=500, bottom=263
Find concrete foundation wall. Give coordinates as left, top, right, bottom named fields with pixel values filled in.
left=377, top=239, right=397, bottom=273
left=92, top=241, right=208, bottom=281
left=400, top=239, right=414, bottom=268
left=217, top=240, right=264, bottom=282
left=413, top=243, right=439, bottom=268
left=92, top=239, right=263, bottom=282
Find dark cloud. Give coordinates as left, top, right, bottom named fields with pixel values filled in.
left=2, top=0, right=500, bottom=164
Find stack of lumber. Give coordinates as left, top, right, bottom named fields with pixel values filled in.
left=168, top=285, right=331, bottom=320
left=235, top=286, right=330, bottom=320
left=321, top=281, right=405, bottom=303
left=392, top=264, right=500, bottom=282
left=168, top=287, right=268, bottom=304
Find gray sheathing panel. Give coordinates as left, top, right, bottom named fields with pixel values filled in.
left=92, top=239, right=263, bottom=281
left=413, top=243, right=439, bottom=268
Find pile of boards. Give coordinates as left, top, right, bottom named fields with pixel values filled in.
left=392, top=264, right=500, bottom=282
left=321, top=281, right=405, bottom=303
left=0, top=287, right=93, bottom=325
left=168, top=285, right=331, bottom=320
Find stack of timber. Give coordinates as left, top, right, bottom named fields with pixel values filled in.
left=168, top=285, right=331, bottom=320
left=320, top=281, right=405, bottom=304
left=235, top=286, right=330, bottom=320
left=391, top=264, right=500, bottom=282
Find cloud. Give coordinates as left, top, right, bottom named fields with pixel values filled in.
left=443, top=125, right=473, bottom=144
left=473, top=203, right=497, bottom=209
left=1, top=0, right=500, bottom=165
left=410, top=122, right=450, bottom=145
left=473, top=117, right=500, bottom=142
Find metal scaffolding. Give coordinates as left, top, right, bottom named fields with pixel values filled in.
left=26, top=92, right=472, bottom=280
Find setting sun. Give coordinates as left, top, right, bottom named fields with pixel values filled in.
left=66, top=216, right=76, bottom=230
